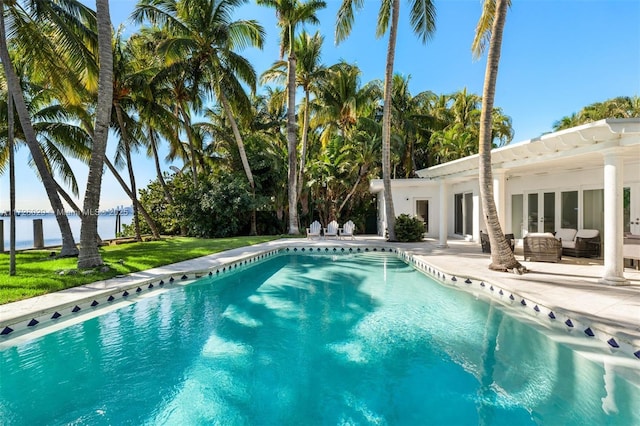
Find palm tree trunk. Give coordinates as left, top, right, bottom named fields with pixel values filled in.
left=286, top=53, right=299, bottom=234
left=179, top=107, right=198, bottom=188
left=124, top=145, right=142, bottom=240
left=55, top=181, right=102, bottom=243
left=0, top=1, right=78, bottom=258
left=149, top=128, right=174, bottom=204
left=477, top=0, right=523, bottom=272
left=104, top=158, right=161, bottom=239
left=338, top=172, right=363, bottom=216
left=381, top=0, right=400, bottom=241
left=8, top=91, right=16, bottom=275
left=78, top=0, right=113, bottom=268
left=115, top=105, right=142, bottom=241
left=218, top=90, right=257, bottom=235
left=297, top=90, right=311, bottom=200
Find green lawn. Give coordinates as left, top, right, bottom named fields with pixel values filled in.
left=0, top=236, right=282, bottom=305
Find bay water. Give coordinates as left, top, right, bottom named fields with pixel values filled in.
left=1, top=211, right=133, bottom=250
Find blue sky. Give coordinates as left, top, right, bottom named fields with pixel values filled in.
left=1, top=0, right=639, bottom=211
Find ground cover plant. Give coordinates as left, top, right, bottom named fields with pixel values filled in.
left=0, top=236, right=280, bottom=305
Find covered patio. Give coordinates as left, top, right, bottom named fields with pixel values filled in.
left=371, top=118, right=640, bottom=286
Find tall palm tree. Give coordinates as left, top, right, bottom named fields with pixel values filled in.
left=388, top=74, right=436, bottom=177
left=336, top=0, right=436, bottom=241
left=0, top=0, right=79, bottom=257
left=553, top=96, right=640, bottom=131
left=312, top=61, right=381, bottom=143
left=78, top=0, right=113, bottom=268
left=112, top=28, right=145, bottom=241
left=261, top=30, right=326, bottom=200
left=8, top=91, right=16, bottom=275
left=127, top=28, right=179, bottom=205
left=257, top=0, right=326, bottom=234
left=472, top=0, right=523, bottom=273
left=294, top=31, right=326, bottom=200
left=133, top=0, right=265, bottom=235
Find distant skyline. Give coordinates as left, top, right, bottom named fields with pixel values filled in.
left=1, top=0, right=639, bottom=211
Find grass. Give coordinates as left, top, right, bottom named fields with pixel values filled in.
left=0, top=235, right=283, bottom=305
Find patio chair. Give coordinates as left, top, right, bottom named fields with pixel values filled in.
left=306, top=221, right=322, bottom=239
left=340, top=220, right=356, bottom=240
left=480, top=230, right=491, bottom=253
left=480, top=230, right=515, bottom=253
left=523, top=232, right=562, bottom=262
left=324, top=220, right=339, bottom=239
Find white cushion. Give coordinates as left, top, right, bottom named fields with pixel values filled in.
left=555, top=228, right=577, bottom=242
left=576, top=229, right=599, bottom=239
left=562, top=241, right=576, bottom=249
left=526, top=232, right=555, bottom=238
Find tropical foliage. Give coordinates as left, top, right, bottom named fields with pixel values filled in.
left=394, top=214, right=425, bottom=242
left=553, top=96, right=640, bottom=131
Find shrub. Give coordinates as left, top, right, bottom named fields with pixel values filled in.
left=394, top=214, right=425, bottom=242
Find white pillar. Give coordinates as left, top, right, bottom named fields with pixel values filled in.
left=378, top=195, right=386, bottom=237
left=493, top=170, right=507, bottom=227
left=473, top=193, right=481, bottom=242
left=438, top=180, right=448, bottom=248
left=599, top=150, right=628, bottom=286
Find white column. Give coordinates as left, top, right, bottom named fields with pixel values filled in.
left=599, top=150, right=628, bottom=286
left=473, top=193, right=480, bottom=242
left=378, top=194, right=386, bottom=237
left=493, top=170, right=507, bottom=227
left=438, top=180, right=449, bottom=248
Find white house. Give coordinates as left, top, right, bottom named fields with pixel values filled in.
left=370, top=118, right=640, bottom=285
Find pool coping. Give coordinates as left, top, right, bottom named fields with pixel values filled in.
left=1, top=237, right=639, bottom=361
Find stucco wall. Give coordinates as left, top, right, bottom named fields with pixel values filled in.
left=378, top=158, right=640, bottom=240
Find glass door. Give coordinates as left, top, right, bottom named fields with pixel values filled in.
left=511, top=194, right=523, bottom=238
left=415, top=199, right=429, bottom=233
left=526, top=191, right=556, bottom=233
left=542, top=192, right=556, bottom=233
left=626, top=185, right=640, bottom=235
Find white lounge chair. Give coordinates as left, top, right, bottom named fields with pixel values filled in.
left=324, top=220, right=339, bottom=239
left=340, top=220, right=355, bottom=240
left=306, top=221, right=322, bottom=239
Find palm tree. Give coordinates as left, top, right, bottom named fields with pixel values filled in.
left=257, top=0, right=326, bottom=234
left=7, top=90, right=16, bottom=275
left=261, top=30, right=326, bottom=201
left=111, top=28, right=145, bottom=241
left=294, top=31, right=325, bottom=200
left=336, top=0, right=436, bottom=241
left=553, top=96, right=640, bottom=131
left=388, top=74, right=437, bottom=177
left=312, top=61, right=381, bottom=143
left=472, top=0, right=523, bottom=273
left=127, top=28, right=179, bottom=205
left=133, top=0, right=265, bottom=235
left=0, top=0, right=79, bottom=257
left=78, top=0, right=113, bottom=268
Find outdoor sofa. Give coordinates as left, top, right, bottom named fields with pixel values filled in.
left=555, top=228, right=600, bottom=258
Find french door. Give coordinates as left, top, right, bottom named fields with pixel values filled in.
left=526, top=191, right=556, bottom=234
left=626, top=185, right=640, bottom=235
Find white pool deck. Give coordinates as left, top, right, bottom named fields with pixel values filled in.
left=1, top=236, right=639, bottom=352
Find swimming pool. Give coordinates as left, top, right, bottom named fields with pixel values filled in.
left=0, top=252, right=638, bottom=425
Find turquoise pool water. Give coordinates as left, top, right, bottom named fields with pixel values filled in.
left=0, top=252, right=638, bottom=425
